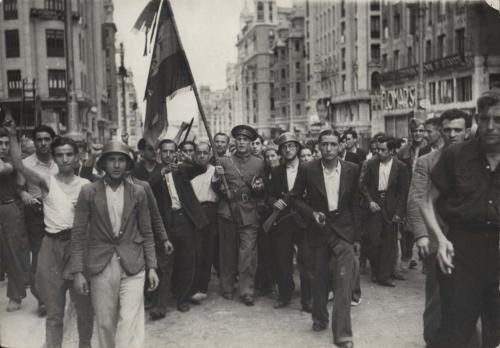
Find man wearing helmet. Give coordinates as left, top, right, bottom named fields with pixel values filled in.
left=71, top=140, right=159, bottom=348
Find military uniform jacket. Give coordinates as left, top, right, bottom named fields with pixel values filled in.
left=212, top=152, right=265, bottom=226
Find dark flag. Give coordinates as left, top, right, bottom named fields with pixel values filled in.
left=140, top=0, right=193, bottom=144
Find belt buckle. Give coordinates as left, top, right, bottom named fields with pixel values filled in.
left=241, top=193, right=249, bottom=203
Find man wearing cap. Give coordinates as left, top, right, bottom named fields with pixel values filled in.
left=7, top=123, right=93, bottom=348
left=421, top=89, right=500, bottom=348
left=268, top=132, right=312, bottom=311
left=71, top=140, right=159, bottom=348
left=213, top=125, right=265, bottom=306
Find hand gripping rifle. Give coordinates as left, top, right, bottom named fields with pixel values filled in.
left=262, top=192, right=293, bottom=234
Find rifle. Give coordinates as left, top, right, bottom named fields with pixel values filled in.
left=262, top=192, right=292, bottom=234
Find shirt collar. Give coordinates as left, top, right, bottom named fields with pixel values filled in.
left=104, top=179, right=125, bottom=190
left=321, top=160, right=341, bottom=174
left=286, top=157, right=300, bottom=169
left=34, top=154, right=55, bottom=167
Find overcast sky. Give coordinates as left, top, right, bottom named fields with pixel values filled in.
left=114, top=0, right=293, bottom=129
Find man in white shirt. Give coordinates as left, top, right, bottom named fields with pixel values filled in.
left=360, top=136, right=410, bottom=287
left=190, top=142, right=218, bottom=303
left=7, top=124, right=94, bottom=348
left=17, top=125, right=58, bottom=316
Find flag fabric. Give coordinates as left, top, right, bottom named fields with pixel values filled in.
left=142, top=0, right=193, bottom=144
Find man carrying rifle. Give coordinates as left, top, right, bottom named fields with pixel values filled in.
left=267, top=132, right=312, bottom=311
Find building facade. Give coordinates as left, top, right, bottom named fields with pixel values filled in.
left=0, top=0, right=116, bottom=143
left=270, top=5, right=308, bottom=135
left=373, top=1, right=500, bottom=137
left=116, top=69, right=143, bottom=148
left=198, top=85, right=232, bottom=138
left=103, top=0, right=119, bottom=137
left=305, top=0, right=382, bottom=145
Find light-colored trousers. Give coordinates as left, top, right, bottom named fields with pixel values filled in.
left=90, top=253, right=145, bottom=348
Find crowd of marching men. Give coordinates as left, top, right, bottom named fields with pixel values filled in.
left=0, top=87, right=499, bottom=348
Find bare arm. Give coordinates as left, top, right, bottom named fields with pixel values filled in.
left=0, top=157, right=14, bottom=175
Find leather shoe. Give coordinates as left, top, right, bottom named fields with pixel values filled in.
left=393, top=271, right=406, bottom=281
left=7, top=299, right=21, bottom=312
left=149, top=310, right=166, bottom=320
left=37, top=303, right=47, bottom=317
left=177, top=302, right=190, bottom=312
left=222, top=292, right=233, bottom=300
left=336, top=341, right=354, bottom=348
left=301, top=302, right=312, bottom=313
left=240, top=294, right=254, bottom=306
left=273, top=300, right=289, bottom=309
left=378, top=279, right=395, bottom=287
left=312, top=322, right=327, bottom=332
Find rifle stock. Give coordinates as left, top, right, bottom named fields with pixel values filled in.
left=262, top=209, right=281, bottom=234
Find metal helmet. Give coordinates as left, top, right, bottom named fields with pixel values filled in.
left=276, top=132, right=301, bottom=150
left=97, top=140, right=134, bottom=170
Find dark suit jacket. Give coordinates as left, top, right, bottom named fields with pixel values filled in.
left=292, top=159, right=361, bottom=247
left=149, top=162, right=209, bottom=231
left=267, top=163, right=308, bottom=228
left=344, top=151, right=363, bottom=166
left=71, top=179, right=157, bottom=276
left=359, top=156, right=410, bottom=220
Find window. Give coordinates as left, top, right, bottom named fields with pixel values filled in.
left=382, top=53, right=387, bottom=68
left=296, top=82, right=301, bottom=94
left=429, top=82, right=437, bottom=104
left=340, top=22, right=346, bottom=43
left=409, top=7, right=417, bottom=35
left=257, top=2, right=264, bottom=22
left=342, top=74, right=346, bottom=92
left=428, top=3, right=433, bottom=26
left=370, top=1, right=380, bottom=11
left=270, top=97, right=275, bottom=111
left=3, top=0, right=18, bottom=20
left=426, top=40, right=432, bottom=61
left=438, top=79, right=454, bottom=103
left=48, top=69, right=66, bottom=97
left=46, top=29, right=65, bottom=57
left=437, top=34, right=445, bottom=58
left=456, top=76, right=472, bottom=102
left=341, top=48, right=346, bottom=70
left=295, top=61, right=300, bottom=74
left=294, top=40, right=300, bottom=52
left=306, top=64, right=310, bottom=81
left=371, top=44, right=380, bottom=60
left=456, top=28, right=465, bottom=55
left=269, top=2, right=273, bottom=22
left=282, top=106, right=287, bottom=117
left=281, top=87, right=286, bottom=98
left=393, top=12, right=401, bottom=37
left=393, top=50, right=399, bottom=70
left=382, top=18, right=389, bottom=39
left=5, top=30, right=20, bottom=58
left=7, top=70, right=22, bottom=98
left=407, top=46, right=413, bottom=66
left=296, top=104, right=301, bottom=115
left=281, top=68, right=286, bottom=79
left=45, top=0, right=64, bottom=11
left=371, top=16, right=380, bottom=38
left=341, top=0, right=346, bottom=17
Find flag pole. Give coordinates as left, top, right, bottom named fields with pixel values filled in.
left=164, top=0, right=235, bottom=202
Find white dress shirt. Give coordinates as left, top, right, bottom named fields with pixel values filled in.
left=286, top=158, right=300, bottom=192
left=322, top=161, right=341, bottom=212
left=164, top=172, right=182, bottom=210
left=378, top=158, right=393, bottom=191
left=191, top=164, right=218, bottom=203
left=105, top=181, right=124, bottom=236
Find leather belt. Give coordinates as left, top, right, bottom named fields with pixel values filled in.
left=0, top=199, right=15, bottom=205
left=45, top=229, right=71, bottom=241
left=172, top=209, right=185, bottom=216
left=228, top=192, right=252, bottom=203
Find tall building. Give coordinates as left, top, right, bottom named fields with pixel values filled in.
left=270, top=5, right=307, bottom=135
left=305, top=0, right=382, bottom=145
left=116, top=69, right=143, bottom=148
left=103, top=0, right=119, bottom=137
left=236, top=0, right=294, bottom=137
left=373, top=1, right=500, bottom=137
left=226, top=63, right=243, bottom=128
left=0, top=0, right=115, bottom=143
left=198, top=85, right=232, bottom=138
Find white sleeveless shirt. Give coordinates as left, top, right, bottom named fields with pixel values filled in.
left=43, top=175, right=89, bottom=234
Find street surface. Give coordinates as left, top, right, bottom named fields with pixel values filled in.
left=1, top=267, right=425, bottom=348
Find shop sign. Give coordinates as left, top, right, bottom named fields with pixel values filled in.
left=30, top=8, right=64, bottom=21
left=380, top=86, right=416, bottom=111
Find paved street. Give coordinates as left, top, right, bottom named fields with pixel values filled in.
left=1, top=267, right=425, bottom=348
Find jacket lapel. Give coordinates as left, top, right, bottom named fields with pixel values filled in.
left=312, top=160, right=327, bottom=198
left=119, top=181, right=134, bottom=231
left=93, top=180, right=114, bottom=237
left=338, top=160, right=348, bottom=204
left=387, top=157, right=398, bottom=189
left=279, top=164, right=289, bottom=193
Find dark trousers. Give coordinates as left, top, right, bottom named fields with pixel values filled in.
left=0, top=202, right=29, bottom=301
left=401, top=228, right=414, bottom=262
left=150, top=239, right=174, bottom=314
left=169, top=211, right=197, bottom=305
left=36, top=235, right=93, bottom=348
left=351, top=254, right=362, bottom=302
left=25, top=205, right=45, bottom=302
left=255, top=225, right=274, bottom=294
left=269, top=218, right=312, bottom=305
left=431, top=231, right=500, bottom=348
left=364, top=211, right=398, bottom=283
left=311, top=233, right=356, bottom=345
left=423, top=252, right=441, bottom=345
left=219, top=217, right=258, bottom=296
left=192, top=203, right=217, bottom=294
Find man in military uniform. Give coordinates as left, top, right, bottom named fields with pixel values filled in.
left=213, top=125, right=265, bottom=306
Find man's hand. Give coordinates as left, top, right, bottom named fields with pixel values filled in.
left=251, top=177, right=264, bottom=191
left=73, top=273, right=90, bottom=296
left=147, top=268, right=160, bottom=291
left=273, top=199, right=287, bottom=211
left=437, top=239, right=454, bottom=274
left=214, top=165, right=225, bottom=177
left=313, top=211, right=326, bottom=227
left=20, top=191, right=40, bottom=207
left=416, top=237, right=430, bottom=259
left=164, top=240, right=174, bottom=255
left=369, top=201, right=381, bottom=213
left=353, top=242, right=361, bottom=256
left=392, top=215, right=402, bottom=223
